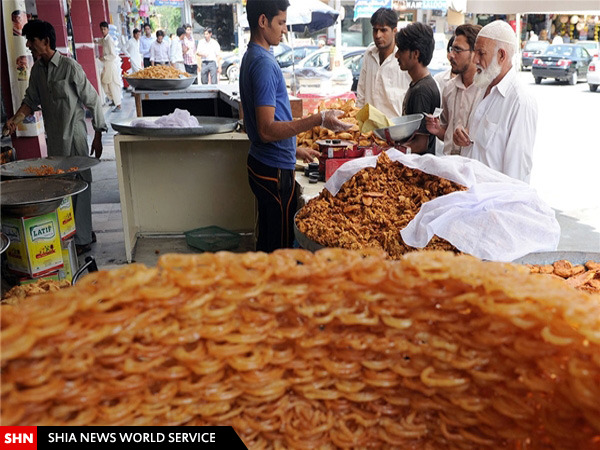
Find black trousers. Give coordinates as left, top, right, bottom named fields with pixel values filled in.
left=247, top=154, right=297, bottom=252
left=185, top=64, right=198, bottom=84
left=143, top=57, right=151, bottom=68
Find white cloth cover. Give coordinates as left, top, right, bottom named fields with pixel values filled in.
left=323, top=149, right=560, bottom=262
left=131, top=109, right=200, bottom=128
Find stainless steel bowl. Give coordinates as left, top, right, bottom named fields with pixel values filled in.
left=373, top=113, right=424, bottom=143
left=0, top=156, right=100, bottom=179
left=111, top=116, right=239, bottom=137
left=0, top=232, right=9, bottom=255
left=124, top=76, right=196, bottom=91
left=1, top=178, right=88, bottom=217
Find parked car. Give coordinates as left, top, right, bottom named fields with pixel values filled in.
left=521, top=40, right=550, bottom=70
left=577, top=40, right=600, bottom=59
left=324, top=48, right=366, bottom=92
left=531, top=44, right=592, bottom=85
left=221, top=43, right=292, bottom=81
left=275, top=46, right=319, bottom=68
left=588, top=58, right=599, bottom=92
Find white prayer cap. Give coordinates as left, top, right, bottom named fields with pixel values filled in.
left=478, top=20, right=516, bottom=48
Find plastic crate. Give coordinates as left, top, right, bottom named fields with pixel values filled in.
left=184, top=226, right=241, bottom=252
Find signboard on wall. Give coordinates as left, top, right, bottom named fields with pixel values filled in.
left=353, top=0, right=393, bottom=20
left=1, top=0, right=44, bottom=137
left=397, top=0, right=448, bottom=10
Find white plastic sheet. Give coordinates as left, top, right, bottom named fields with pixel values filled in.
left=323, top=149, right=560, bottom=262
left=131, top=109, right=199, bottom=129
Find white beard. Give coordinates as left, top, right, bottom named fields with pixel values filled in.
left=473, top=55, right=502, bottom=89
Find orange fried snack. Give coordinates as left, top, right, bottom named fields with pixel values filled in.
left=23, top=165, right=78, bottom=175
left=296, top=152, right=466, bottom=259
left=2, top=249, right=600, bottom=448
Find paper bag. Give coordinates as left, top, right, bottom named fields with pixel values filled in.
left=356, top=104, right=392, bottom=133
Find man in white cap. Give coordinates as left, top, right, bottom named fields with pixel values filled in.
left=453, top=20, right=537, bottom=183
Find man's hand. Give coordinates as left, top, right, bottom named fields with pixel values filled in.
left=453, top=126, right=473, bottom=147
left=320, top=109, right=352, bottom=132
left=296, top=146, right=320, bottom=163
left=3, top=112, right=26, bottom=136
left=90, top=132, right=103, bottom=159
left=425, top=116, right=443, bottom=139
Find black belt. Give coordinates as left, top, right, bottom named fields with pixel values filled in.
left=202, top=60, right=215, bottom=64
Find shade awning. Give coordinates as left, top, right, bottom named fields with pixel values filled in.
left=464, top=0, right=600, bottom=14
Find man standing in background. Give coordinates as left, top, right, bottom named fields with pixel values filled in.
left=196, top=28, right=221, bottom=84
left=356, top=8, right=410, bottom=118
left=139, top=23, right=154, bottom=68
left=99, top=21, right=122, bottom=112
left=150, top=30, right=170, bottom=66
left=125, top=28, right=142, bottom=73
left=182, top=24, right=198, bottom=83
left=170, top=27, right=186, bottom=72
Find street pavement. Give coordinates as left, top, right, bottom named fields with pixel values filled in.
left=89, top=71, right=600, bottom=270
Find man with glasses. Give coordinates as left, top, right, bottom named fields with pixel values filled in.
left=426, top=24, right=483, bottom=156
left=356, top=8, right=410, bottom=118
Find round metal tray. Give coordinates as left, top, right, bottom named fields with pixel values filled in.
left=111, top=116, right=239, bottom=137
left=294, top=211, right=325, bottom=252
left=0, top=232, right=9, bottom=255
left=0, top=156, right=100, bottom=179
left=1, top=178, right=88, bottom=217
left=512, top=251, right=600, bottom=265
left=124, top=76, right=196, bottom=90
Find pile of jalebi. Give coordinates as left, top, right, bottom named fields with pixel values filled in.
left=2, top=249, right=600, bottom=449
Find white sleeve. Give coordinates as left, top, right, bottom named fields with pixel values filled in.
left=356, top=52, right=368, bottom=108
left=503, top=95, right=538, bottom=183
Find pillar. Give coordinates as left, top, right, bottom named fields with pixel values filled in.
left=70, top=0, right=101, bottom=93
left=89, top=0, right=108, bottom=39
left=36, top=0, right=69, bottom=54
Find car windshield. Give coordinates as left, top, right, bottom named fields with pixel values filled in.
left=579, top=42, right=598, bottom=50
left=544, top=45, right=573, bottom=56
left=524, top=42, right=548, bottom=51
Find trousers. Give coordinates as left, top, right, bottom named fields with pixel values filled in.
left=200, top=61, right=217, bottom=84
left=247, top=154, right=297, bottom=252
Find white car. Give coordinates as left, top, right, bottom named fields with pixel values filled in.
left=588, top=58, right=599, bottom=92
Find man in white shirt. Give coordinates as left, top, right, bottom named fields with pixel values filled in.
left=454, top=20, right=538, bottom=183
left=426, top=24, right=483, bottom=156
left=139, top=23, right=154, bottom=68
left=150, top=30, right=170, bottom=65
left=356, top=8, right=410, bottom=119
left=170, top=27, right=185, bottom=71
left=196, top=28, right=221, bottom=84
left=125, top=28, right=142, bottom=73
left=99, top=21, right=122, bottom=112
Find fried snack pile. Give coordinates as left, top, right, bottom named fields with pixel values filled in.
left=296, top=99, right=387, bottom=151
left=527, top=259, right=600, bottom=294
left=23, top=164, right=78, bottom=175
left=296, top=152, right=466, bottom=259
left=129, top=66, right=189, bottom=79
left=2, top=279, right=71, bottom=305
left=3, top=249, right=600, bottom=449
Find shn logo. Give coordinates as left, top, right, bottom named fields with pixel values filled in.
left=4, top=433, right=33, bottom=444
left=30, top=222, right=55, bottom=241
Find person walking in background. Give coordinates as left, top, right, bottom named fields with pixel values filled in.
left=125, top=28, right=142, bottom=73
left=99, top=21, right=122, bottom=112
left=182, top=24, right=198, bottom=82
left=139, top=23, right=154, bottom=68
left=240, top=0, right=351, bottom=252
left=394, top=22, right=441, bottom=154
left=426, top=24, right=483, bottom=156
left=170, top=27, right=185, bottom=72
left=4, top=20, right=107, bottom=256
left=453, top=20, right=538, bottom=183
left=150, top=30, right=170, bottom=66
left=356, top=7, right=411, bottom=119
left=197, top=28, right=221, bottom=84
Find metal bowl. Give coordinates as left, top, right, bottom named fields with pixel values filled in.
left=1, top=178, right=88, bottom=217
left=111, top=116, right=239, bottom=137
left=294, top=211, right=325, bottom=252
left=0, top=156, right=100, bottom=179
left=0, top=232, right=9, bottom=255
left=373, top=113, right=424, bottom=143
left=124, top=76, right=196, bottom=91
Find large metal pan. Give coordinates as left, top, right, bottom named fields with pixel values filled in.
left=512, top=251, right=600, bottom=265
left=111, top=116, right=239, bottom=137
left=294, top=211, right=325, bottom=252
left=0, top=156, right=99, bottom=179
left=1, top=178, right=88, bottom=217
left=124, top=76, right=196, bottom=91
left=0, top=232, right=9, bottom=255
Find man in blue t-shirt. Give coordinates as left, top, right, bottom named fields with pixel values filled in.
left=240, top=0, right=351, bottom=252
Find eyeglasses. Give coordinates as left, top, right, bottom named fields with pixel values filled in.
left=449, top=46, right=471, bottom=54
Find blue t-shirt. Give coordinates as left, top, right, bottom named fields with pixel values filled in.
left=240, top=42, right=296, bottom=170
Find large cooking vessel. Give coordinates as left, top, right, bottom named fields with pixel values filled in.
left=1, top=178, right=88, bottom=217
left=124, top=76, right=196, bottom=91
left=0, top=156, right=99, bottom=179
left=111, top=116, right=239, bottom=137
